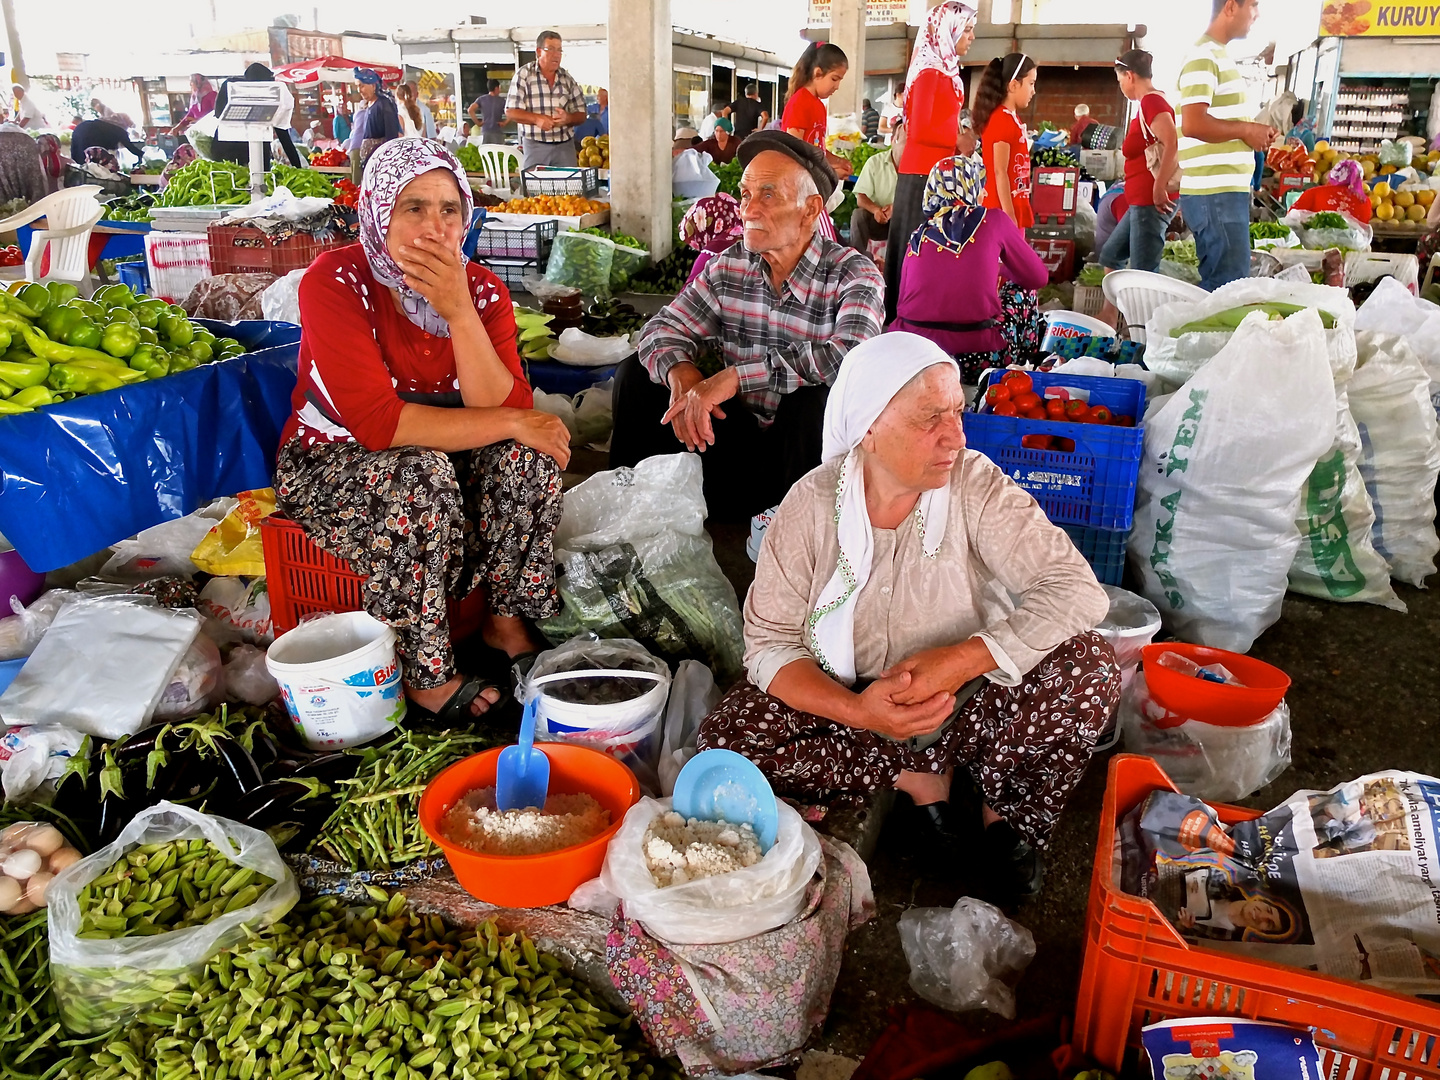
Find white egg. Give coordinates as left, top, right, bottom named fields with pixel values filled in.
left=24, top=871, right=52, bottom=907
left=0, top=876, right=20, bottom=911
left=2, top=848, right=42, bottom=880
left=23, top=825, right=64, bottom=858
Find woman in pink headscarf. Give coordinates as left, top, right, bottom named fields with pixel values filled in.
left=1290, top=157, right=1372, bottom=224
left=273, top=138, right=571, bottom=723
left=883, top=1, right=978, bottom=321
left=170, top=74, right=216, bottom=136
left=679, top=193, right=744, bottom=284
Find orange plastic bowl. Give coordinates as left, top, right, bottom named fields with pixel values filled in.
left=418, top=744, right=640, bottom=907
left=1140, top=643, right=1290, bottom=727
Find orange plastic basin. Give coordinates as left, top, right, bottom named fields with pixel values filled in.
left=418, top=744, right=639, bottom=908
left=1140, top=642, right=1290, bottom=726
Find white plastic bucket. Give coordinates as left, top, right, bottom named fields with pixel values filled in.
left=265, top=612, right=405, bottom=749
left=531, top=667, right=669, bottom=763
left=1041, top=310, right=1116, bottom=352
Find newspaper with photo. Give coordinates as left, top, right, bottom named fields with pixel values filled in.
left=1119, top=771, right=1440, bottom=996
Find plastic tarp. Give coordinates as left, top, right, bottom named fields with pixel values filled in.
left=0, top=321, right=300, bottom=572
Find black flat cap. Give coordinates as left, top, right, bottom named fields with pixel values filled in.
left=736, top=129, right=838, bottom=203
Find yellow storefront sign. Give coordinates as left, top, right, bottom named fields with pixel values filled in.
left=1320, top=0, right=1440, bottom=35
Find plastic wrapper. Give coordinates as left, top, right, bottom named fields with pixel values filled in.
left=1120, top=670, right=1291, bottom=801
left=1355, top=275, right=1440, bottom=420
left=573, top=379, right=614, bottom=447
left=598, top=795, right=822, bottom=944
left=549, top=327, right=633, bottom=368
left=657, top=660, right=719, bottom=797
left=1282, top=208, right=1373, bottom=252
left=0, top=590, right=77, bottom=661
left=0, top=596, right=202, bottom=739
left=1129, top=310, right=1337, bottom=651
left=897, top=898, right=1036, bottom=1018
left=0, top=725, right=86, bottom=802
left=260, top=268, right=306, bottom=325
left=609, top=243, right=650, bottom=291
left=189, top=489, right=275, bottom=577
left=1096, top=585, right=1162, bottom=692
left=1379, top=138, right=1414, bottom=169
left=222, top=643, right=281, bottom=705
left=47, top=801, right=299, bottom=1033
left=545, top=232, right=615, bottom=298
left=152, top=633, right=224, bottom=720
left=1350, top=331, right=1440, bottom=586
left=196, top=577, right=274, bottom=646
left=101, top=501, right=236, bottom=582
left=540, top=454, right=744, bottom=680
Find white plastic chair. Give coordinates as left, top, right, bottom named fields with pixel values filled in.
left=0, top=186, right=104, bottom=290
left=466, top=143, right=521, bottom=193
left=1102, top=269, right=1209, bottom=344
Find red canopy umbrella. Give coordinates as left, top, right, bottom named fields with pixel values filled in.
left=273, top=57, right=404, bottom=86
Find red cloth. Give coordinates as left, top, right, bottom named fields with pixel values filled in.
left=1069, top=118, right=1095, bottom=147
left=781, top=87, right=828, bottom=150
left=1292, top=183, right=1373, bottom=224
left=1122, top=92, right=1175, bottom=206
left=280, top=244, right=532, bottom=452
left=982, top=107, right=1033, bottom=229
left=898, top=68, right=962, bottom=177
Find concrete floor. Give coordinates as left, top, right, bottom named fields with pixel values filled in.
left=703, top=519, right=1440, bottom=1062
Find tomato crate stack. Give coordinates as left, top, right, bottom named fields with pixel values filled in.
left=207, top=224, right=347, bottom=276
left=964, top=370, right=1146, bottom=585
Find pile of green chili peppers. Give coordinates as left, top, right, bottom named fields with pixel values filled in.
left=155, top=160, right=252, bottom=208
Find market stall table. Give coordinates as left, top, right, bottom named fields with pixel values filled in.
left=0, top=321, right=300, bottom=573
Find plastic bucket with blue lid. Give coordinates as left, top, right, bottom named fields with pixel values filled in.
left=1041, top=310, right=1116, bottom=352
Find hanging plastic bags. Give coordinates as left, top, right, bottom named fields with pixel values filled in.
left=898, top=898, right=1036, bottom=1018
left=1128, top=311, right=1336, bottom=651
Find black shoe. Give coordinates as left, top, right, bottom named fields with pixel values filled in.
left=984, top=821, right=1045, bottom=899
left=918, top=800, right=967, bottom=843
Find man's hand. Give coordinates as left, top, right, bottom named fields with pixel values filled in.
left=849, top=672, right=955, bottom=740
left=884, top=638, right=997, bottom=706
left=660, top=362, right=704, bottom=448
left=536, top=116, right=557, bottom=132
left=875, top=204, right=892, bottom=224
left=550, top=108, right=570, bottom=125
left=661, top=365, right=738, bottom=451
left=392, top=234, right=473, bottom=325
left=508, top=410, right=572, bottom=469
left=1242, top=123, right=1278, bottom=152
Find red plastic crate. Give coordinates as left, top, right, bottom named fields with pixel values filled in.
left=1076, top=755, right=1440, bottom=1078
left=260, top=514, right=484, bottom=640
left=1028, top=237, right=1075, bottom=282
left=1032, top=165, right=1079, bottom=224
left=207, top=224, right=345, bottom=276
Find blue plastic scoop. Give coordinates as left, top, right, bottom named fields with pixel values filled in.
left=495, top=698, right=551, bottom=811
left=672, top=748, right=779, bottom=852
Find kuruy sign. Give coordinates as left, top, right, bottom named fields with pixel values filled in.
left=1320, top=0, right=1440, bottom=35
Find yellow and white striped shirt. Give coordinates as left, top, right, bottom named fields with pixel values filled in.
left=1176, top=36, right=1254, bottom=196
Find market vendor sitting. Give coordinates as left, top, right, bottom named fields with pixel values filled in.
left=274, top=139, right=572, bottom=722
left=609, top=130, right=885, bottom=521
left=696, top=333, right=1120, bottom=898
left=1290, top=158, right=1372, bottom=224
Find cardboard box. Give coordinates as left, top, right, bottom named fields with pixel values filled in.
left=1080, top=149, right=1122, bottom=182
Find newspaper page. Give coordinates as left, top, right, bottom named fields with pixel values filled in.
left=1119, top=771, right=1440, bottom=996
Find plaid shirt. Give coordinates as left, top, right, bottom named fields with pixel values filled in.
left=638, top=233, right=885, bottom=426
left=505, top=63, right=586, bottom=144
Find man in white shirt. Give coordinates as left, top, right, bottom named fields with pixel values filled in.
left=698, top=103, right=728, bottom=140
left=12, top=86, right=45, bottom=130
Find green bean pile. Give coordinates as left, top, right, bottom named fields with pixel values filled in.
left=77, top=841, right=274, bottom=939
left=61, top=888, right=668, bottom=1080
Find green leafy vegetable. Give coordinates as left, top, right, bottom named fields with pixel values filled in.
left=1308, top=211, right=1349, bottom=230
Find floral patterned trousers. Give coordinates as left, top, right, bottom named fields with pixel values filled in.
left=955, top=282, right=1045, bottom=383
left=696, top=633, right=1120, bottom=848
left=275, top=438, right=564, bottom=690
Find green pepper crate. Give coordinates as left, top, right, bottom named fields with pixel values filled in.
left=206, top=223, right=347, bottom=276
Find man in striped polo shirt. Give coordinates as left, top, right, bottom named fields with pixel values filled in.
left=1177, top=0, right=1278, bottom=291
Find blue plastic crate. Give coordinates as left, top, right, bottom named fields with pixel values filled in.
left=964, top=371, right=1146, bottom=531
left=1061, top=524, right=1128, bottom=586
left=116, top=261, right=150, bottom=296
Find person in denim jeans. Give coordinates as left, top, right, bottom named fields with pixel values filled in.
left=1176, top=0, right=1276, bottom=291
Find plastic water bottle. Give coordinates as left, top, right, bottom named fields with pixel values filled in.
left=1155, top=651, right=1244, bottom=686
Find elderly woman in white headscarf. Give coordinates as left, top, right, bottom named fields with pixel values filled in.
left=696, top=333, right=1119, bottom=898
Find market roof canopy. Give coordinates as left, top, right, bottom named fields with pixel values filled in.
left=273, top=57, right=404, bottom=85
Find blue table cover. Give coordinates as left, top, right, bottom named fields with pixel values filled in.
left=0, top=321, right=300, bottom=572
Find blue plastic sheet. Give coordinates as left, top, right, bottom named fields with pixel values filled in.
left=0, top=323, right=301, bottom=572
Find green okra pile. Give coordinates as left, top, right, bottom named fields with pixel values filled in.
left=78, top=840, right=274, bottom=940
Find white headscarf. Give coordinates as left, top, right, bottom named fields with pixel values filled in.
left=809, top=333, right=960, bottom=685
left=904, top=2, right=978, bottom=105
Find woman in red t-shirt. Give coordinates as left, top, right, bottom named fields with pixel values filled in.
left=782, top=42, right=852, bottom=182
left=1292, top=158, right=1373, bottom=224
left=883, top=1, right=978, bottom=319
left=973, top=53, right=1038, bottom=229
left=274, top=139, right=572, bottom=723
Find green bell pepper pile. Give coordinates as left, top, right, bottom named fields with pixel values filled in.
left=0, top=281, right=250, bottom=412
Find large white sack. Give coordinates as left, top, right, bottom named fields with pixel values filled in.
left=1128, top=310, right=1336, bottom=651
left=1354, top=276, right=1440, bottom=420
left=1350, top=331, right=1440, bottom=587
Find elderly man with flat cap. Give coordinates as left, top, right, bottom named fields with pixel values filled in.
left=611, top=131, right=885, bottom=523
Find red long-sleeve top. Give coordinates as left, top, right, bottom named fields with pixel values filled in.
left=899, top=68, right=962, bottom=177
left=280, top=244, right=533, bottom=452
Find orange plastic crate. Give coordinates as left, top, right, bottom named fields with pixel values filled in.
left=260, top=514, right=485, bottom=640
left=207, top=224, right=345, bottom=276
left=1076, top=755, right=1440, bottom=1079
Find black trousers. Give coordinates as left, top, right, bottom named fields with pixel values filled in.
left=608, top=355, right=829, bottom=522
left=883, top=172, right=929, bottom=324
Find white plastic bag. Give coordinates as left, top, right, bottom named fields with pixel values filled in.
left=532, top=389, right=580, bottom=441
left=152, top=633, right=224, bottom=720
left=101, top=502, right=235, bottom=582
left=599, top=796, right=822, bottom=944
left=574, top=380, right=614, bottom=448
left=1282, top=208, right=1373, bottom=252
left=1096, top=585, right=1162, bottom=692
left=1380, top=138, right=1414, bottom=169
left=1128, top=311, right=1336, bottom=651
left=260, top=268, right=306, bottom=325
left=550, top=327, right=634, bottom=368
left=1120, top=670, right=1291, bottom=801
left=47, top=801, right=299, bottom=1033
left=0, top=590, right=77, bottom=661
left=657, top=660, right=720, bottom=797
left=1355, top=276, right=1440, bottom=420
left=223, top=644, right=281, bottom=705
left=897, top=898, right=1036, bottom=1018
left=0, top=724, right=85, bottom=802
left=0, top=596, right=202, bottom=739
left=1350, top=332, right=1440, bottom=586
left=196, top=577, right=274, bottom=646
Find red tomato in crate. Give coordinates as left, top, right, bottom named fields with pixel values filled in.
left=992, top=401, right=1018, bottom=417
left=1001, top=371, right=1033, bottom=394
left=1045, top=399, right=1067, bottom=420
left=1011, top=391, right=1041, bottom=414
left=1021, top=434, right=1053, bottom=451
left=985, top=383, right=1012, bottom=407
left=1088, top=405, right=1112, bottom=424
left=1064, top=399, right=1089, bottom=420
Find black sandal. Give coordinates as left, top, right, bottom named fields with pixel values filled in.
left=408, top=674, right=499, bottom=725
